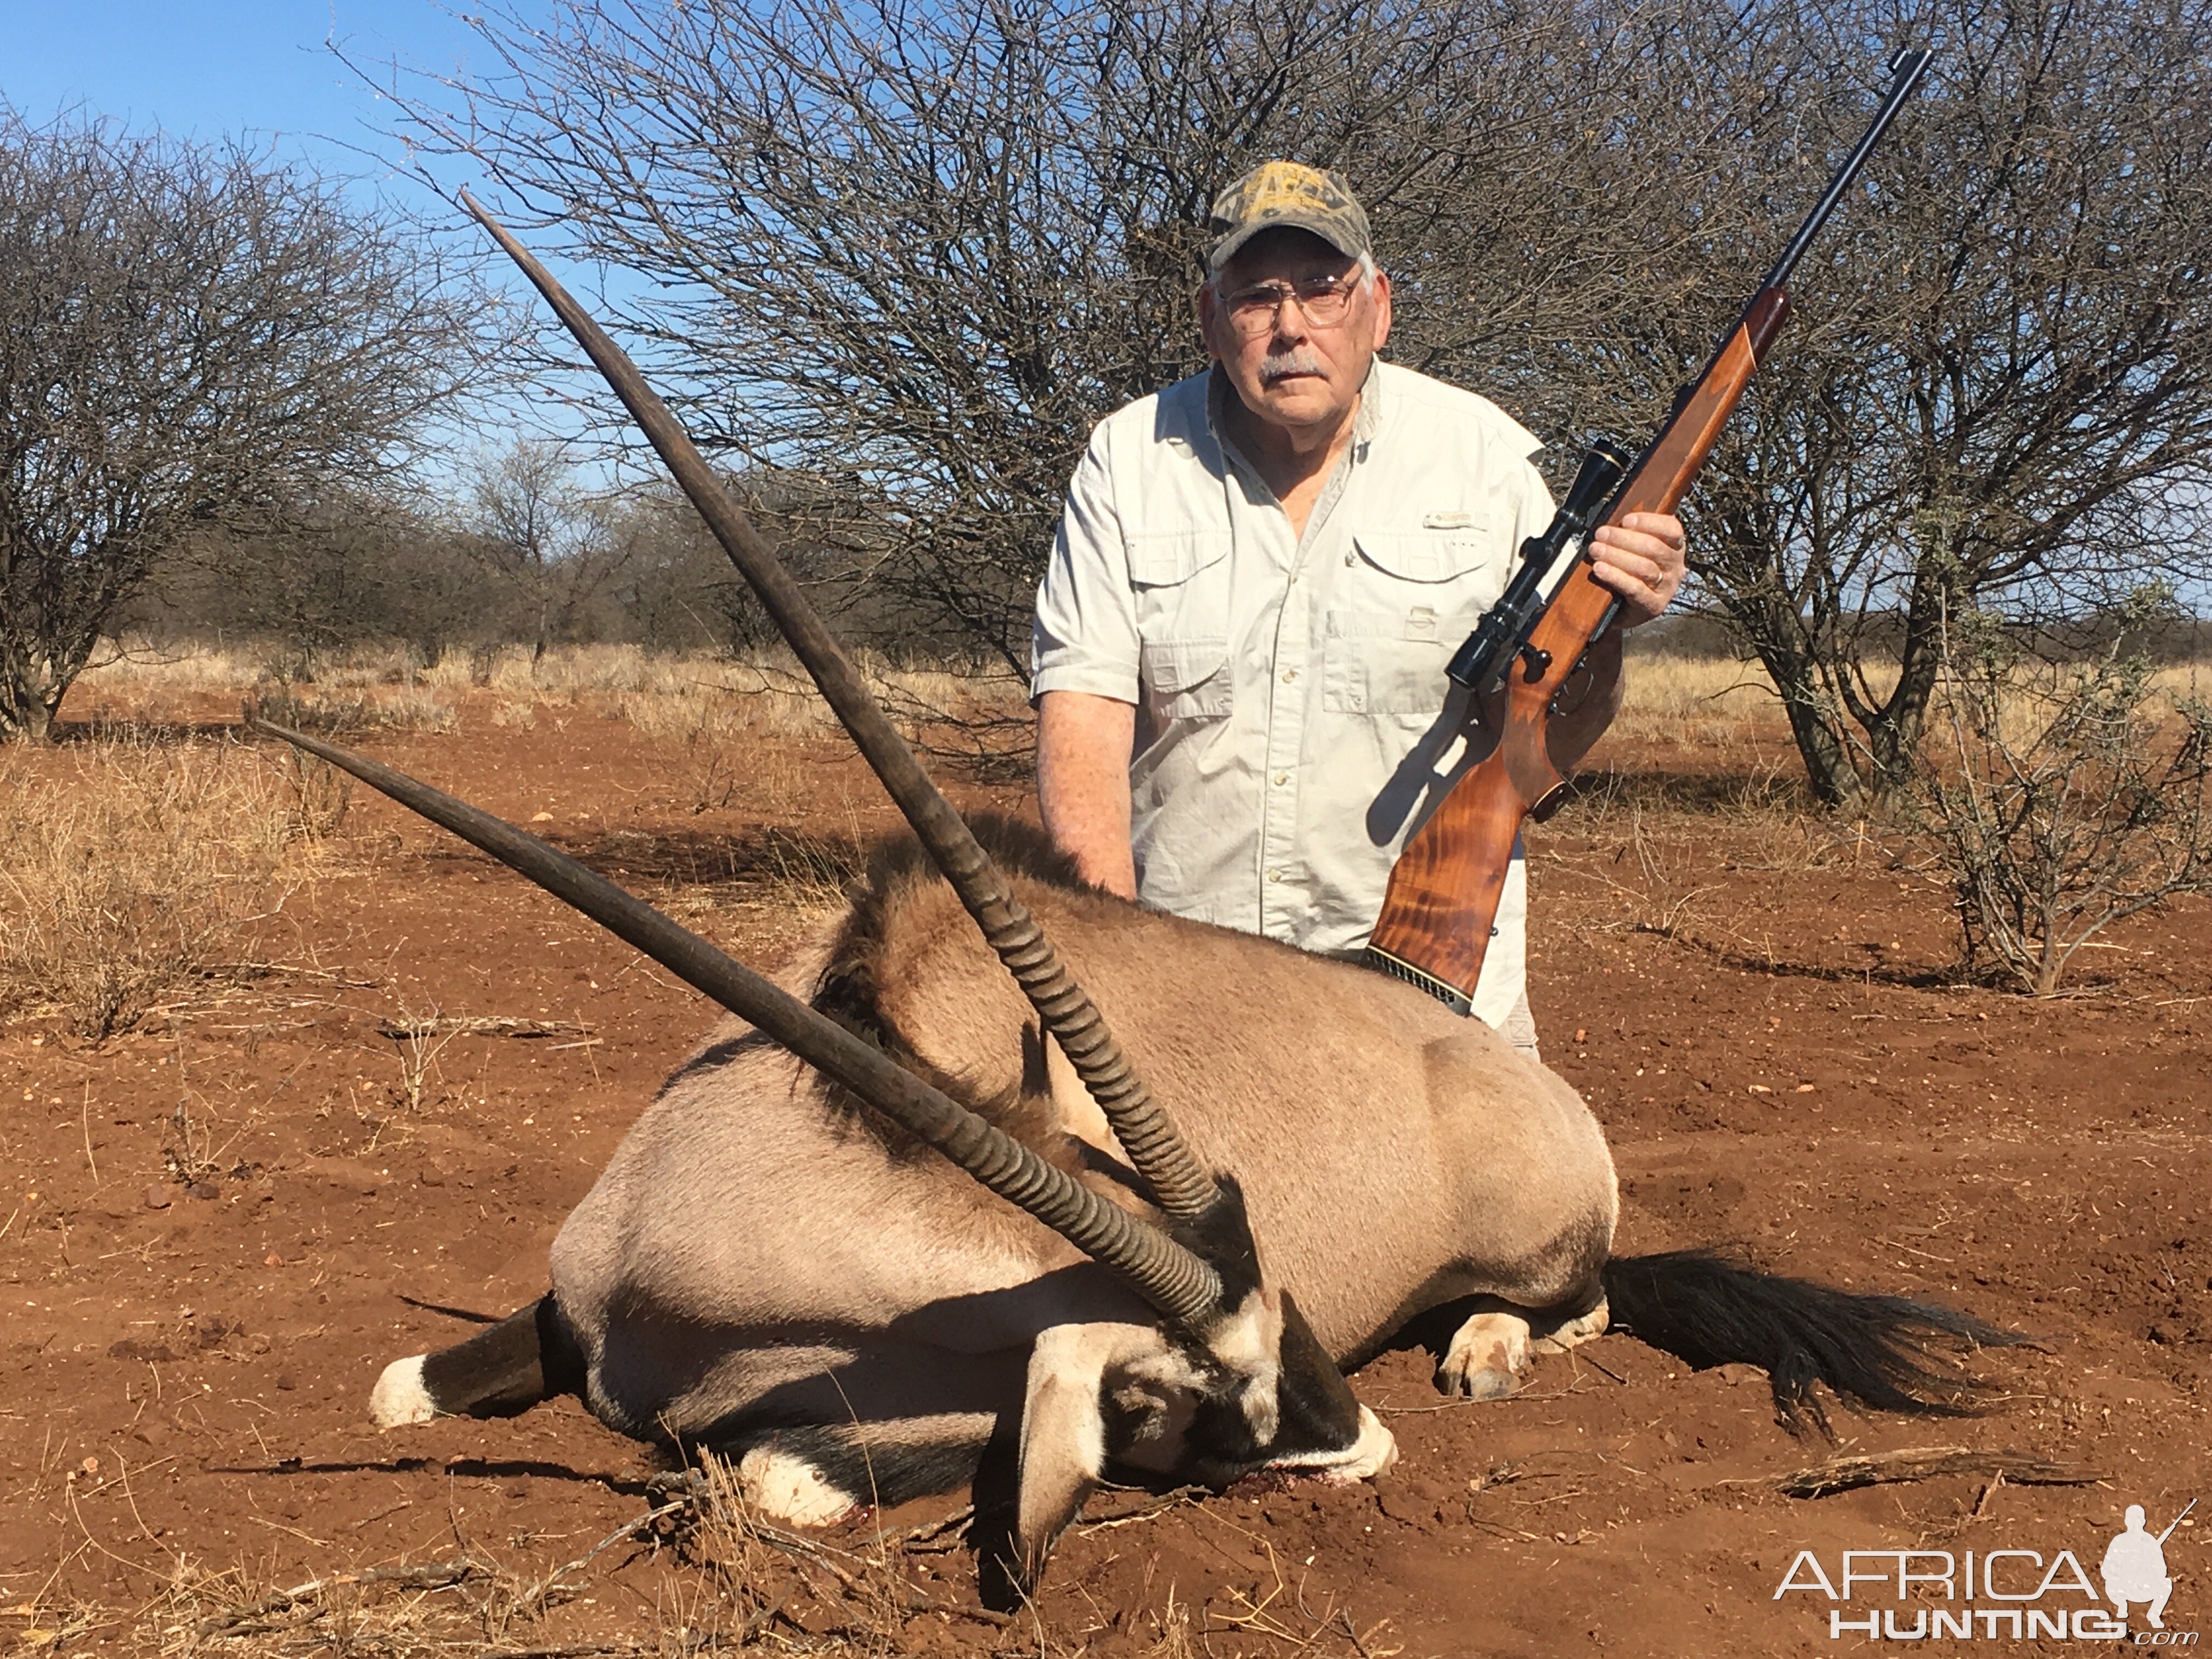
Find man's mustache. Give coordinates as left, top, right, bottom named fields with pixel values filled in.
left=1259, top=347, right=1326, bottom=383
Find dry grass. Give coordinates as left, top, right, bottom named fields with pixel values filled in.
left=247, top=681, right=461, bottom=736
left=77, top=640, right=1029, bottom=758
left=264, top=742, right=356, bottom=841
left=605, top=655, right=1031, bottom=812
left=18, top=1456, right=1349, bottom=1657
left=0, top=737, right=311, bottom=1039
left=1614, top=651, right=1784, bottom=747
left=1615, top=648, right=2206, bottom=750
left=1914, top=639, right=2212, bottom=996
left=71, top=641, right=272, bottom=695
left=25, top=1459, right=955, bottom=1656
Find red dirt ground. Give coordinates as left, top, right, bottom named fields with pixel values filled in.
left=5, top=687, right=2210, bottom=1656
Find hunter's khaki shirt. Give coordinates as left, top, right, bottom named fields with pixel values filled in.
left=1031, top=360, right=1567, bottom=1029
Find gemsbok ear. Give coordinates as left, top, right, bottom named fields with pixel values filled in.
left=1008, top=1299, right=1398, bottom=1593
left=1013, top=1323, right=1165, bottom=1590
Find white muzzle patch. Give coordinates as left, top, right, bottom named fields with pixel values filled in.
left=1267, top=1403, right=1398, bottom=1483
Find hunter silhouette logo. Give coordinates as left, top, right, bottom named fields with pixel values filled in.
left=2106, top=1500, right=2194, bottom=1630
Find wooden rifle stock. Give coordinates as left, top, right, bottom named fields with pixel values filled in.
left=1365, top=47, right=1933, bottom=1014
left=1364, top=292, right=1791, bottom=1011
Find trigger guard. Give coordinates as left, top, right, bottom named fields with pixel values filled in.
left=1529, top=783, right=1573, bottom=823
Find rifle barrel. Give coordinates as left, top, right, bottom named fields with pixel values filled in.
left=2158, top=1497, right=2198, bottom=1543
left=1761, top=48, right=1933, bottom=291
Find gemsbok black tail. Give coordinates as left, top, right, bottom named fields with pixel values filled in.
left=1601, top=1248, right=2025, bottom=1432
left=369, top=1295, right=585, bottom=1427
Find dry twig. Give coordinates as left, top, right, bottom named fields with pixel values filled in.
left=1746, top=1446, right=2101, bottom=1499
left=193, top=1554, right=491, bottom=1639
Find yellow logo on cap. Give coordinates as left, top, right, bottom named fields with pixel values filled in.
left=1241, top=161, right=1335, bottom=216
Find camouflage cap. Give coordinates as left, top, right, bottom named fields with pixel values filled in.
left=1204, top=161, right=1373, bottom=275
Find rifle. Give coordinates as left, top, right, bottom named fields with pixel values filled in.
left=1364, top=47, right=1933, bottom=1014
left=2158, top=1499, right=2198, bottom=1544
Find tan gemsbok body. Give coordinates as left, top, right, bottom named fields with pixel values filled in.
left=381, top=818, right=1615, bottom=1503
left=349, top=811, right=2007, bottom=1597
left=260, top=199, right=2013, bottom=1604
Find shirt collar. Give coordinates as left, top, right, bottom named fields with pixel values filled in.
left=1352, top=357, right=1384, bottom=447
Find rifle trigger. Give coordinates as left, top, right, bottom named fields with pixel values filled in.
left=1518, top=645, right=1551, bottom=682
left=1549, top=650, right=1596, bottom=716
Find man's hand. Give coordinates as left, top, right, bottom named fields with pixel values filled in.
left=1585, top=511, right=1686, bottom=625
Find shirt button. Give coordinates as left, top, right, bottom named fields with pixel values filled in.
left=1344, top=552, right=1356, bottom=566
left=1281, top=668, right=1297, bottom=684
left=1266, top=868, right=1283, bottom=883
left=1273, top=771, right=1289, bottom=787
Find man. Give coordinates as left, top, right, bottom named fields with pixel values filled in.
left=1031, top=161, right=1686, bottom=1053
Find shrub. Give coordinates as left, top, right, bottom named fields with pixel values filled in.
left=0, top=738, right=292, bottom=1037
left=1915, top=599, right=2211, bottom=995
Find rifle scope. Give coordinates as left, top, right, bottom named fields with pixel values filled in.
left=1444, top=437, right=1632, bottom=693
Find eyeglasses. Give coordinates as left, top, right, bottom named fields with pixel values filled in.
left=1218, top=269, right=1364, bottom=338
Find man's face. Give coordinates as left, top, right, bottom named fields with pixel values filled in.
left=1198, top=227, right=1392, bottom=439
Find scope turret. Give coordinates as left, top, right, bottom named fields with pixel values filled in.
left=1444, top=438, right=1632, bottom=693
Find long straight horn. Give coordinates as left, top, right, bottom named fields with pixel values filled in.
left=459, top=190, right=1218, bottom=1223
left=247, top=716, right=1226, bottom=1329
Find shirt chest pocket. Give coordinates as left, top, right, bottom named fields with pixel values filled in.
left=1323, top=529, right=1499, bottom=718
left=1128, top=531, right=1233, bottom=720
left=1349, top=527, right=1497, bottom=585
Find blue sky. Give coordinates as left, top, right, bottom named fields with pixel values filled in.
left=2, top=1, right=484, bottom=170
